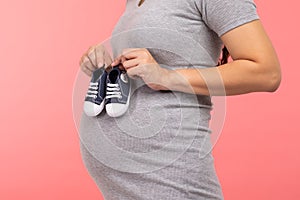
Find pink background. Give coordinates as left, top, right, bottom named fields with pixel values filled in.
left=1, top=0, right=299, bottom=199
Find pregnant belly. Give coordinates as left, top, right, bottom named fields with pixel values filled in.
left=79, top=84, right=212, bottom=173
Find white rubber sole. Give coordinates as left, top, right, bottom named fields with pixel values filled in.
left=106, top=88, right=131, bottom=118
left=83, top=100, right=105, bottom=117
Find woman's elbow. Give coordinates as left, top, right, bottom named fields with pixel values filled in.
left=264, top=62, right=282, bottom=92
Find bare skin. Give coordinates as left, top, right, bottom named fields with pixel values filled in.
left=79, top=44, right=113, bottom=77
left=80, top=20, right=281, bottom=96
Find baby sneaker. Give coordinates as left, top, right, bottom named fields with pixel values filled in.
left=83, top=67, right=108, bottom=116
left=105, top=66, right=131, bottom=117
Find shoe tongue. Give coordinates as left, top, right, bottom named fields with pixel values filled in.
left=108, top=66, right=121, bottom=84
left=91, top=67, right=104, bottom=82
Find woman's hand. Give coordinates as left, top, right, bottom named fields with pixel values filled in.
left=111, top=48, right=170, bottom=91
left=79, top=44, right=113, bottom=76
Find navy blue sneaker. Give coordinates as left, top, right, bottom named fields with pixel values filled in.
left=105, top=66, right=131, bottom=117
left=84, top=67, right=108, bottom=116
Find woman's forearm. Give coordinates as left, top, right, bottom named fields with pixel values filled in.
left=162, top=59, right=281, bottom=96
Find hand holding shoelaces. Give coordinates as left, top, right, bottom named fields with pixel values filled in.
left=79, top=44, right=113, bottom=77
left=111, top=48, right=170, bottom=91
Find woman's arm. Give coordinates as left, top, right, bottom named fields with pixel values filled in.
left=111, top=20, right=281, bottom=96
left=162, top=20, right=281, bottom=96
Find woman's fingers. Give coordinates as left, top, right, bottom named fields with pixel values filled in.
left=122, top=48, right=141, bottom=55
left=80, top=43, right=114, bottom=76
left=111, top=56, right=122, bottom=67
left=103, top=49, right=113, bottom=66
left=79, top=45, right=96, bottom=66
left=122, top=59, right=139, bottom=70
left=81, top=65, right=93, bottom=77
left=126, top=65, right=143, bottom=79
left=122, top=49, right=145, bottom=62
left=86, top=49, right=98, bottom=68
left=81, top=56, right=97, bottom=71
left=111, top=49, right=140, bottom=67
left=93, top=45, right=105, bottom=67
left=93, top=44, right=113, bottom=68
left=79, top=50, right=98, bottom=76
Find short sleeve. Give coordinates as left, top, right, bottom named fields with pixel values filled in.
left=196, top=0, right=260, bottom=37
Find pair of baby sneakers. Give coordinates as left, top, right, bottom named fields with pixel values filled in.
left=83, top=65, right=131, bottom=117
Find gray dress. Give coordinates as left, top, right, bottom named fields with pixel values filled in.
left=79, top=0, right=259, bottom=199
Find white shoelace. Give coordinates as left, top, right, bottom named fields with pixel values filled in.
left=85, top=82, right=98, bottom=99
left=106, top=83, right=122, bottom=99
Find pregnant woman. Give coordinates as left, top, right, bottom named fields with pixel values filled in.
left=79, top=0, right=281, bottom=199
